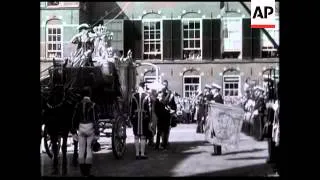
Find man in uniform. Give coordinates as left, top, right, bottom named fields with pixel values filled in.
left=210, top=83, right=224, bottom=156
left=155, top=80, right=176, bottom=150
left=196, top=84, right=211, bottom=133
left=130, top=82, right=151, bottom=160
left=252, top=86, right=266, bottom=141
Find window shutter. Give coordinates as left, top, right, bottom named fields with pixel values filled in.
left=133, top=20, right=142, bottom=60
left=123, top=20, right=134, bottom=57
left=252, top=29, right=261, bottom=58
left=212, top=19, right=222, bottom=59
left=163, top=20, right=172, bottom=60
left=172, top=20, right=182, bottom=60
left=242, top=18, right=252, bottom=59
left=202, top=19, right=212, bottom=60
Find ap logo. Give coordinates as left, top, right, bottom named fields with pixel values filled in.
left=251, top=0, right=276, bottom=28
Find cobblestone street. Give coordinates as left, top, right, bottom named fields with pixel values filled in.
left=41, top=124, right=274, bottom=177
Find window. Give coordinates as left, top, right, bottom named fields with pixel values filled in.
left=183, top=76, right=201, bottom=98
left=47, top=26, right=63, bottom=59
left=222, top=18, right=242, bottom=53
left=261, top=18, right=279, bottom=58
left=105, top=20, right=124, bottom=55
left=143, top=20, right=162, bottom=60
left=47, top=2, right=60, bottom=7
left=182, top=19, right=202, bottom=60
left=223, top=75, right=241, bottom=97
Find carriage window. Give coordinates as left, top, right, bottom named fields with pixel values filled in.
left=183, top=76, right=201, bottom=98
left=261, top=17, right=279, bottom=58
left=47, top=26, right=63, bottom=59
left=104, top=20, right=124, bottom=55
left=222, top=18, right=242, bottom=58
left=182, top=19, right=202, bottom=60
left=223, top=75, right=240, bottom=97
left=143, top=20, right=162, bottom=60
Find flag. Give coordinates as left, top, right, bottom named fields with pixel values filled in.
left=204, top=103, right=244, bottom=150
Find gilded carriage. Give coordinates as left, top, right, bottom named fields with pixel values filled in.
left=40, top=23, right=137, bottom=159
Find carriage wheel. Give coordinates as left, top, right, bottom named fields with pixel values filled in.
left=112, top=115, right=127, bottom=159
left=43, top=125, right=61, bottom=159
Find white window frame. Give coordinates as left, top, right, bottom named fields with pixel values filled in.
left=222, top=17, right=243, bottom=54
left=181, top=18, right=202, bottom=60
left=261, top=17, right=279, bottom=52
left=104, top=19, right=124, bottom=53
left=142, top=19, right=163, bottom=60
left=222, top=75, right=241, bottom=97
left=183, top=75, right=201, bottom=98
left=46, top=25, right=63, bottom=60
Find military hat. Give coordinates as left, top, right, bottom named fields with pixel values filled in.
left=204, top=84, right=212, bottom=89
left=77, top=23, right=90, bottom=31
left=211, top=83, right=221, bottom=90
left=253, top=86, right=265, bottom=92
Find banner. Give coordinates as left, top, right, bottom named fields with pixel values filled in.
left=204, top=103, right=244, bottom=149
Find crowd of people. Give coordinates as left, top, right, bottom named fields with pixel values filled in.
left=45, top=76, right=279, bottom=177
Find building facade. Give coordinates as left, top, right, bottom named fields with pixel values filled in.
left=40, top=1, right=279, bottom=100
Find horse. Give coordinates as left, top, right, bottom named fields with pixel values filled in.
left=42, top=85, right=80, bottom=175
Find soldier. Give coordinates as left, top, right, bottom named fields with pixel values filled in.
left=210, top=83, right=224, bottom=156
left=155, top=80, right=176, bottom=150
left=196, top=84, right=211, bottom=133
left=252, top=86, right=266, bottom=141
left=130, top=82, right=151, bottom=160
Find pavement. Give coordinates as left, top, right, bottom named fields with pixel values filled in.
left=40, top=124, right=276, bottom=177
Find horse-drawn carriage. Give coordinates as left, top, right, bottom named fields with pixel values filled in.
left=40, top=22, right=137, bottom=161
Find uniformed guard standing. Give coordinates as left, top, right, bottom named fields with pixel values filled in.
left=155, top=80, right=176, bottom=150
left=252, top=86, right=266, bottom=141
left=130, top=82, right=151, bottom=160
left=210, top=83, right=224, bottom=156
left=196, top=84, right=211, bottom=133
